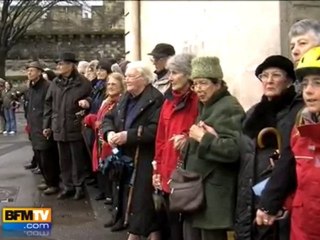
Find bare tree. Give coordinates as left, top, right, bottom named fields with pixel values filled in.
left=0, top=0, right=81, bottom=77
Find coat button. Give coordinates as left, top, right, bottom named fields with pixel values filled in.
left=115, top=207, right=118, bottom=211
left=33, top=108, right=35, bottom=111
left=140, top=108, right=143, bottom=111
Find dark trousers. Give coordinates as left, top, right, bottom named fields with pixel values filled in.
left=159, top=194, right=183, bottom=240
left=36, top=144, right=60, bottom=187
left=183, top=219, right=228, bottom=240
left=31, top=148, right=40, bottom=168
left=97, top=172, right=112, bottom=198
left=57, top=140, right=87, bottom=190
left=253, top=216, right=290, bottom=240
left=111, top=179, right=129, bottom=225
left=82, top=127, right=95, bottom=176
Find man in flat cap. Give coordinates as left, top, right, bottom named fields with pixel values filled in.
left=25, top=61, right=60, bottom=195
left=148, top=43, right=175, bottom=95
left=43, top=52, right=92, bottom=200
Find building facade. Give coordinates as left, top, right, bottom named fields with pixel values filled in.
left=7, top=0, right=124, bottom=75
left=124, top=1, right=320, bottom=109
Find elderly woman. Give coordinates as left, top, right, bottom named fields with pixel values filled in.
left=102, top=61, right=164, bottom=240
left=289, top=19, right=320, bottom=67
left=235, top=55, right=303, bottom=240
left=77, top=61, right=89, bottom=75
left=83, top=59, right=118, bottom=186
left=152, top=53, right=198, bottom=240
left=252, top=19, right=320, bottom=240
left=182, top=56, right=244, bottom=240
left=84, top=73, right=125, bottom=205
left=262, top=46, right=320, bottom=240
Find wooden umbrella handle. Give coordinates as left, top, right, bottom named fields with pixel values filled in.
left=257, top=127, right=282, bottom=152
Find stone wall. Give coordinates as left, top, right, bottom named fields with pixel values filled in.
left=6, top=0, right=125, bottom=75
left=8, top=33, right=124, bottom=61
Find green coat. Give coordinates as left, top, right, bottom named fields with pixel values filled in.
left=185, top=86, right=245, bottom=230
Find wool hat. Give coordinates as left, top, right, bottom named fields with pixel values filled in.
left=26, top=61, right=44, bottom=71
left=148, top=43, right=175, bottom=58
left=166, top=53, right=194, bottom=76
left=255, top=55, right=295, bottom=81
left=191, top=56, right=223, bottom=81
left=55, top=52, right=78, bottom=64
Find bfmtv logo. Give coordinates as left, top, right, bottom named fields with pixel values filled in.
left=2, top=208, right=52, bottom=222
left=2, top=208, right=52, bottom=234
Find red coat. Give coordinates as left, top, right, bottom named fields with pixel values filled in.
left=290, top=123, right=320, bottom=240
left=154, top=90, right=198, bottom=193
left=83, top=98, right=118, bottom=172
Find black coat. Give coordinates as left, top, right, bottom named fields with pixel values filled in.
left=27, top=77, right=53, bottom=150
left=102, top=84, right=164, bottom=236
left=235, top=86, right=303, bottom=240
left=43, top=71, right=92, bottom=142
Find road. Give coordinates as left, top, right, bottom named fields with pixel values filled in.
left=0, top=112, right=127, bottom=240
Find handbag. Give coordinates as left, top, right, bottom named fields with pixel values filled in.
left=168, top=142, right=204, bottom=213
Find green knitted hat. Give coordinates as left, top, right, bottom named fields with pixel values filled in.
left=191, top=56, right=223, bottom=81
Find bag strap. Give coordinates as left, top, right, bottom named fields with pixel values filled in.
left=176, top=140, right=190, bottom=169
left=176, top=141, right=212, bottom=182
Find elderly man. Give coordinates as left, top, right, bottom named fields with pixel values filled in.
left=43, top=52, right=92, bottom=200
left=148, top=43, right=175, bottom=95
left=26, top=61, right=60, bottom=195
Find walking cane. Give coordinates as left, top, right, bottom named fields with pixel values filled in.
left=256, top=127, right=283, bottom=240
left=124, top=125, right=143, bottom=226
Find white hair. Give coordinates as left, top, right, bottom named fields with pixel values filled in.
left=111, top=63, right=123, bottom=75
left=78, top=60, right=89, bottom=69
left=126, top=61, right=156, bottom=84
left=289, top=19, right=320, bottom=44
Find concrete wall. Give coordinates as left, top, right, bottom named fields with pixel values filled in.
left=125, top=1, right=282, bottom=110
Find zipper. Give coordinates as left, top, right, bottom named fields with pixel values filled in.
left=295, top=156, right=314, bottom=160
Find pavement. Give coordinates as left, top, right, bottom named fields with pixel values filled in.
left=0, top=112, right=127, bottom=240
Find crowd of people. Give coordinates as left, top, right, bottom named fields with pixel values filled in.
left=15, top=18, right=320, bottom=240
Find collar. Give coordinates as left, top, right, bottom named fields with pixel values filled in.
left=202, top=85, right=230, bottom=107
left=155, top=69, right=168, bottom=80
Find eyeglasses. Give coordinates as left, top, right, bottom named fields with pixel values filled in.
left=191, top=80, right=212, bottom=90
left=258, top=72, right=286, bottom=82
left=301, top=79, right=320, bottom=89
left=125, top=74, right=142, bottom=80
left=150, top=57, right=162, bottom=63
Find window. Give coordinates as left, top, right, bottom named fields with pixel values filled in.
left=82, top=5, right=92, bottom=19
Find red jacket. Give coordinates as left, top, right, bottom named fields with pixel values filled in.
left=290, top=123, right=320, bottom=240
left=154, top=90, right=198, bottom=193
left=83, top=98, right=118, bottom=172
